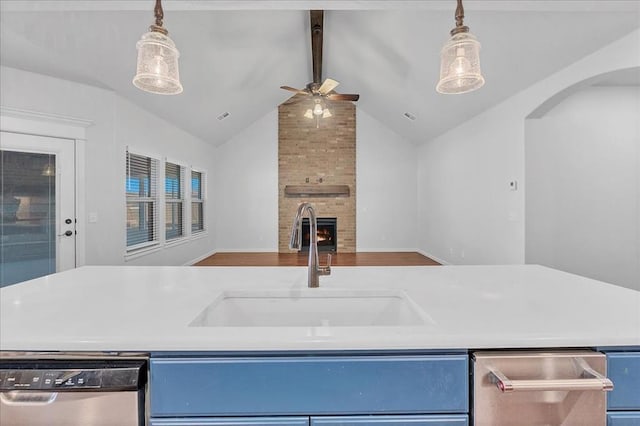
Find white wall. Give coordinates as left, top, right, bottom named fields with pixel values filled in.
left=356, top=109, right=417, bottom=251
left=0, top=66, right=218, bottom=266
left=416, top=29, right=640, bottom=267
left=215, top=110, right=279, bottom=251
left=214, top=107, right=418, bottom=251
left=525, top=86, right=640, bottom=290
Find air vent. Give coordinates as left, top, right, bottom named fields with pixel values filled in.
left=403, top=112, right=416, bottom=121
left=217, top=112, right=230, bottom=121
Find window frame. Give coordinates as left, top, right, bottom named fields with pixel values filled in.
left=125, top=148, right=160, bottom=253
left=190, top=168, right=206, bottom=234
left=164, top=159, right=186, bottom=243
left=124, top=148, right=208, bottom=259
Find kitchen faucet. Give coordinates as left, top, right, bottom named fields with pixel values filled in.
left=289, top=202, right=332, bottom=288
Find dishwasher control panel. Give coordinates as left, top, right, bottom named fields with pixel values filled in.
left=0, top=360, right=145, bottom=391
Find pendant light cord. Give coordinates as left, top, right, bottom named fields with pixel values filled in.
left=150, top=0, right=169, bottom=34
left=451, top=0, right=469, bottom=35
left=154, top=0, right=164, bottom=28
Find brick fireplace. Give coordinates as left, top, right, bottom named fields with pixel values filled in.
left=278, top=95, right=356, bottom=253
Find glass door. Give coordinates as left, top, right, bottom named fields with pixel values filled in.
left=0, top=131, right=76, bottom=287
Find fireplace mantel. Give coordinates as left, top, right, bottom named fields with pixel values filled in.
left=284, top=185, right=350, bottom=198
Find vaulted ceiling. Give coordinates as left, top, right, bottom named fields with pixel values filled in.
left=1, top=1, right=639, bottom=146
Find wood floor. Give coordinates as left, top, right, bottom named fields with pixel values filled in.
left=194, top=252, right=440, bottom=267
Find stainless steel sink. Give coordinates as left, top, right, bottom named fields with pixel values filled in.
left=189, top=289, right=431, bottom=327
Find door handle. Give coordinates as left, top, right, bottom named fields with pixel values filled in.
left=0, top=392, right=57, bottom=406
left=488, top=357, right=614, bottom=392
left=58, top=230, right=74, bottom=237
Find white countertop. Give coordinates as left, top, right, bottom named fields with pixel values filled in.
left=1, top=265, right=639, bottom=352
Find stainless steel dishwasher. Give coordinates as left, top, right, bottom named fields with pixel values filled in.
left=473, top=350, right=614, bottom=426
left=0, top=352, right=147, bottom=426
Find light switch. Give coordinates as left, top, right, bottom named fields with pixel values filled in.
left=509, top=180, right=518, bottom=191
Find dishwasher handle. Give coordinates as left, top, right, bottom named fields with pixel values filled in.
left=1, top=392, right=57, bottom=406
left=488, top=357, right=614, bottom=393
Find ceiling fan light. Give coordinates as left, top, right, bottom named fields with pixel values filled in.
left=304, top=109, right=314, bottom=119
left=313, top=101, right=324, bottom=116
left=436, top=31, right=484, bottom=95
left=133, top=31, right=183, bottom=95
left=322, top=108, right=332, bottom=118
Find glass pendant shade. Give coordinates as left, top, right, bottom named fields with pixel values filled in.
left=304, top=109, right=314, bottom=119
left=41, top=162, right=55, bottom=176
left=436, top=31, right=485, bottom=94
left=133, top=31, right=183, bottom=95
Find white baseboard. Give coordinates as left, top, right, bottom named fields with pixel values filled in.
left=185, top=249, right=218, bottom=266
left=417, top=250, right=450, bottom=265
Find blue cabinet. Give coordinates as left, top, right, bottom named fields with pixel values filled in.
left=310, top=414, right=468, bottom=425
left=150, top=417, right=309, bottom=426
left=607, top=412, right=640, bottom=426
left=149, top=415, right=469, bottom=426
left=149, top=353, right=468, bottom=426
left=607, top=352, right=640, bottom=410
left=150, top=354, right=468, bottom=417
left=605, top=350, right=640, bottom=426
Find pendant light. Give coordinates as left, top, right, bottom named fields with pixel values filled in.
left=133, top=0, right=183, bottom=95
left=41, top=161, right=55, bottom=177
left=436, top=0, right=485, bottom=95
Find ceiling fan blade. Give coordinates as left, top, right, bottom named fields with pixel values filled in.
left=310, top=10, right=324, bottom=84
left=280, top=86, right=309, bottom=95
left=326, top=93, right=360, bottom=102
left=318, top=78, right=339, bottom=95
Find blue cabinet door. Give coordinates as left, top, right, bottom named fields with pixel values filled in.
left=150, top=355, right=468, bottom=417
left=149, top=416, right=468, bottom=426
left=607, top=352, right=640, bottom=410
left=607, top=412, right=640, bottom=426
left=310, top=414, right=468, bottom=426
left=150, top=417, right=309, bottom=426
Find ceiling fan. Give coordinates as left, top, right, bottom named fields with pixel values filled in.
left=280, top=10, right=360, bottom=103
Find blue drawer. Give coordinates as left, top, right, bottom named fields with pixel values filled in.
left=150, top=417, right=309, bottom=425
left=149, top=415, right=469, bottom=426
left=607, top=352, right=640, bottom=410
left=150, top=355, right=468, bottom=417
left=607, top=412, right=640, bottom=426
left=311, top=414, right=469, bottom=425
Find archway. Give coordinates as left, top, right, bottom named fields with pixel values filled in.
left=524, top=67, right=640, bottom=290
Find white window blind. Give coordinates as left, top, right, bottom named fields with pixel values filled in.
left=165, top=161, right=184, bottom=241
left=191, top=170, right=204, bottom=232
left=126, top=151, right=159, bottom=249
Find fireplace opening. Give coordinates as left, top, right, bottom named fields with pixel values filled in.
left=301, top=217, right=337, bottom=252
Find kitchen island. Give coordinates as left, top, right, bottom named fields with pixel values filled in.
left=1, top=264, right=639, bottom=351
left=2, top=265, right=639, bottom=425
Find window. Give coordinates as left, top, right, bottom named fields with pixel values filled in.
left=125, top=149, right=206, bottom=256
left=191, top=170, right=204, bottom=232
left=126, top=151, right=159, bottom=250
left=165, top=161, right=184, bottom=241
